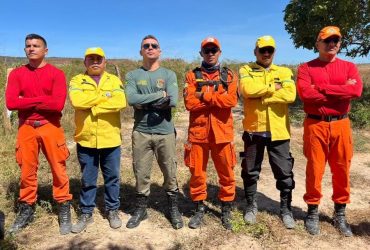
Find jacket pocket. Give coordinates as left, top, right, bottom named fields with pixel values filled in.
left=15, top=142, right=22, bottom=166
left=57, top=139, right=70, bottom=162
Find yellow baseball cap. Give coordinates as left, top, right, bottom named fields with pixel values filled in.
left=85, top=47, right=105, bottom=57
left=255, top=35, right=276, bottom=49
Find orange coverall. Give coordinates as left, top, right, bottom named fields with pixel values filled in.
left=183, top=68, right=238, bottom=202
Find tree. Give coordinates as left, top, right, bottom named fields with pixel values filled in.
left=284, top=0, right=370, bottom=57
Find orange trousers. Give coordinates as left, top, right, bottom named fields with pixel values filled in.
left=184, top=141, right=236, bottom=202
left=15, top=122, right=72, bottom=204
left=303, top=117, right=353, bottom=205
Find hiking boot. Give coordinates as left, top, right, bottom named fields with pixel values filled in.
left=188, top=201, right=206, bottom=229
left=244, top=194, right=257, bottom=224
left=280, top=191, right=295, bottom=229
left=168, top=193, right=183, bottom=229
left=58, top=201, right=72, bottom=235
left=126, top=195, right=148, bottom=229
left=221, top=201, right=233, bottom=230
left=107, top=210, right=122, bottom=229
left=333, top=203, right=353, bottom=237
left=71, top=213, right=93, bottom=233
left=8, top=202, right=34, bottom=234
left=305, top=204, right=320, bottom=235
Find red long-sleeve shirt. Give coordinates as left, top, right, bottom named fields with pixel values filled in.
left=5, top=63, right=67, bottom=122
left=297, top=58, right=363, bottom=116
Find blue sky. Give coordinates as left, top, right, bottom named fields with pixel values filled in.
left=0, top=0, right=367, bottom=64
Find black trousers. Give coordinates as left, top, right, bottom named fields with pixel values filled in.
left=241, top=132, right=295, bottom=196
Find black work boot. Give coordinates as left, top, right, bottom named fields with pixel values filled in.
left=244, top=194, right=257, bottom=224
left=280, top=191, right=295, bottom=229
left=71, top=213, right=93, bottom=233
left=305, top=204, right=320, bottom=235
left=58, top=201, right=72, bottom=235
left=167, top=193, right=183, bottom=229
left=333, top=203, right=353, bottom=237
left=188, top=201, right=206, bottom=229
left=107, top=209, right=122, bottom=229
left=221, top=201, right=233, bottom=230
left=126, top=195, right=148, bottom=229
left=8, top=202, right=34, bottom=234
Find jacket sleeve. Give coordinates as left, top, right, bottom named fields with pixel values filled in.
left=297, top=63, right=328, bottom=104
left=69, top=75, right=105, bottom=110
left=5, top=69, right=43, bottom=110
left=207, top=71, right=238, bottom=108
left=183, top=71, right=209, bottom=112
left=166, top=71, right=178, bottom=107
left=317, top=63, right=363, bottom=99
left=239, top=65, right=275, bottom=98
left=92, top=77, right=127, bottom=116
left=263, top=68, right=296, bottom=104
left=34, top=70, right=67, bottom=112
left=124, top=71, right=163, bottom=106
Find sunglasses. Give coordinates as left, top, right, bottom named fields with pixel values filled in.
left=322, top=37, right=341, bottom=44
left=142, top=43, right=159, bottom=50
left=202, top=47, right=220, bottom=55
left=258, top=47, right=275, bottom=54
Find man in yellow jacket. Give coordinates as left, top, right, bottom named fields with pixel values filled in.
left=239, top=36, right=296, bottom=229
left=69, top=47, right=126, bottom=233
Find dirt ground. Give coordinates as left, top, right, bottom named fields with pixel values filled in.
left=2, top=105, right=370, bottom=250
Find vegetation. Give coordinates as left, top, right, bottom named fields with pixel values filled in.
left=284, top=0, right=370, bottom=57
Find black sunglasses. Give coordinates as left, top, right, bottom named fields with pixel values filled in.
left=322, top=37, right=341, bottom=44
left=202, top=47, right=219, bottom=55
left=258, top=47, right=275, bottom=54
left=142, top=43, right=159, bottom=49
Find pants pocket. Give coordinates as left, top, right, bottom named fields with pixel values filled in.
left=184, top=141, right=193, bottom=168
left=230, top=142, right=237, bottom=167
left=57, top=139, right=70, bottom=162
left=15, top=142, right=22, bottom=165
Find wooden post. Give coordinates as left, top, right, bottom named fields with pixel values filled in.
left=2, top=68, right=13, bottom=132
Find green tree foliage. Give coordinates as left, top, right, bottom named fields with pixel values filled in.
left=284, top=0, right=370, bottom=57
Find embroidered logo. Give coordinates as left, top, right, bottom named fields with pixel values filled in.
left=156, top=79, right=165, bottom=89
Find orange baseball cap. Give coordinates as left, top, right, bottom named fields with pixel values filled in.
left=201, top=37, right=221, bottom=49
left=317, top=26, right=342, bottom=41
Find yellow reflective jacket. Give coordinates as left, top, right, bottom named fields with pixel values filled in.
left=239, top=63, right=296, bottom=141
left=69, top=72, right=126, bottom=148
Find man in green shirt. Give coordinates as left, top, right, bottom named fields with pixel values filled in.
left=125, top=35, right=183, bottom=229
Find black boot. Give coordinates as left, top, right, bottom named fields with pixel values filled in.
left=305, top=204, right=320, bottom=235
left=167, top=193, right=183, bottom=229
left=221, top=201, right=232, bottom=230
left=8, top=202, right=35, bottom=234
left=280, top=191, right=295, bottom=229
left=188, top=201, right=206, bottom=229
left=58, top=201, right=72, bottom=235
left=126, top=195, right=148, bottom=229
left=244, top=194, right=257, bottom=224
left=71, top=213, right=93, bottom=233
left=333, top=203, right=353, bottom=237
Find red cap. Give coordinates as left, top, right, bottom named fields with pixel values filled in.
left=201, top=37, right=221, bottom=49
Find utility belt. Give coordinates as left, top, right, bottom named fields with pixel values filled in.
left=20, top=119, right=49, bottom=127
left=306, top=114, right=348, bottom=122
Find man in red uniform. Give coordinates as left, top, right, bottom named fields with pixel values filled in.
left=5, top=34, right=72, bottom=235
left=183, top=37, right=238, bottom=230
left=297, top=26, right=362, bottom=236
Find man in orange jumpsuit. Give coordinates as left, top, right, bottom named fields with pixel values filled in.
left=297, top=26, right=363, bottom=236
left=183, top=37, right=238, bottom=230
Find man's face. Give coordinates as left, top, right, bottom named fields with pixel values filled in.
left=84, top=55, right=106, bottom=76
left=255, top=46, right=275, bottom=68
left=316, top=35, right=341, bottom=56
left=200, top=44, right=221, bottom=66
left=140, top=38, right=161, bottom=60
left=24, top=39, right=48, bottom=61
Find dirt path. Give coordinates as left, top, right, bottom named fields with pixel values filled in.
left=6, top=105, right=370, bottom=249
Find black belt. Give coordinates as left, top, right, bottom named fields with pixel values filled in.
left=306, top=114, right=348, bottom=122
